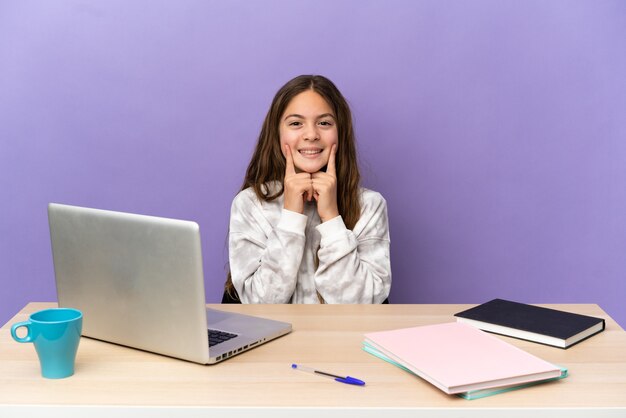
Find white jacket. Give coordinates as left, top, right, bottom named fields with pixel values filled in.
left=228, top=182, right=391, bottom=303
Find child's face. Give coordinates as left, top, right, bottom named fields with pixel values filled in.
left=279, top=90, right=338, bottom=174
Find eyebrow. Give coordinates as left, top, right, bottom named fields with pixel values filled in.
left=283, top=113, right=336, bottom=121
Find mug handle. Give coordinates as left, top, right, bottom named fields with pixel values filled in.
left=11, top=321, right=33, bottom=343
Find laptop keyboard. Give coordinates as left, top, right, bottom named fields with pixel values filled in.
left=208, top=329, right=238, bottom=347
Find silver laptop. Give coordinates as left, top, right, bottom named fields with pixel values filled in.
left=48, top=203, right=291, bottom=364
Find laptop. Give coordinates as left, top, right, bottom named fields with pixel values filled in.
left=48, top=203, right=292, bottom=364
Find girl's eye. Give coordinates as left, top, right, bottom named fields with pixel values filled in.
left=319, top=120, right=333, bottom=126
left=288, top=121, right=302, bottom=127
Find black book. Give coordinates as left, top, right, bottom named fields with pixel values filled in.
left=454, top=299, right=605, bottom=349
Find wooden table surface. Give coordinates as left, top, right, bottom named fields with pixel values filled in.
left=1, top=302, right=625, bottom=417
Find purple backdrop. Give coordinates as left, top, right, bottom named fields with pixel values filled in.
left=1, top=1, right=625, bottom=327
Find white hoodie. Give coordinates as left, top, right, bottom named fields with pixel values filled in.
left=228, top=182, right=391, bottom=304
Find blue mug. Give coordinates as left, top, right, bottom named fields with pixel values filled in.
left=11, top=308, right=83, bottom=379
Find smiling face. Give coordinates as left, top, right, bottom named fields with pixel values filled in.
left=279, top=90, right=338, bottom=174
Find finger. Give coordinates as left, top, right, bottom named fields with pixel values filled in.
left=311, top=175, right=333, bottom=189
left=284, top=144, right=296, bottom=175
left=308, top=179, right=314, bottom=201
left=303, top=186, right=312, bottom=202
left=297, top=181, right=314, bottom=200
left=290, top=175, right=314, bottom=199
left=326, top=144, right=337, bottom=177
left=310, top=177, right=325, bottom=188
left=291, top=173, right=314, bottom=188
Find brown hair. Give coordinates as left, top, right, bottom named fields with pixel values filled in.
left=225, top=75, right=361, bottom=300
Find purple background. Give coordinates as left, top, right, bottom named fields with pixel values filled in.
left=1, top=1, right=625, bottom=327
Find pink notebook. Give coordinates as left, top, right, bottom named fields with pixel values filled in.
left=364, top=322, right=561, bottom=394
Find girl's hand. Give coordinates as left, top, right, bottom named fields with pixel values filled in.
left=312, top=144, right=339, bottom=222
left=283, top=144, right=314, bottom=214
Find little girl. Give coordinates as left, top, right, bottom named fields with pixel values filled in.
left=225, top=75, right=391, bottom=304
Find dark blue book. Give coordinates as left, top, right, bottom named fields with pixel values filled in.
left=454, top=299, right=605, bottom=349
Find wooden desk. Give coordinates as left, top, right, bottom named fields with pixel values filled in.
left=1, top=303, right=625, bottom=417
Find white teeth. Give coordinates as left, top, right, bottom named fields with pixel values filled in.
left=299, top=149, right=322, bottom=155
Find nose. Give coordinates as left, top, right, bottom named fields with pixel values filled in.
left=303, top=124, right=320, bottom=141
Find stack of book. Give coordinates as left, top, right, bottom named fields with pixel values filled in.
left=364, top=299, right=605, bottom=399
left=364, top=321, right=567, bottom=400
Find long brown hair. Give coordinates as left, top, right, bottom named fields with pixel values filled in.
left=225, top=75, right=362, bottom=300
